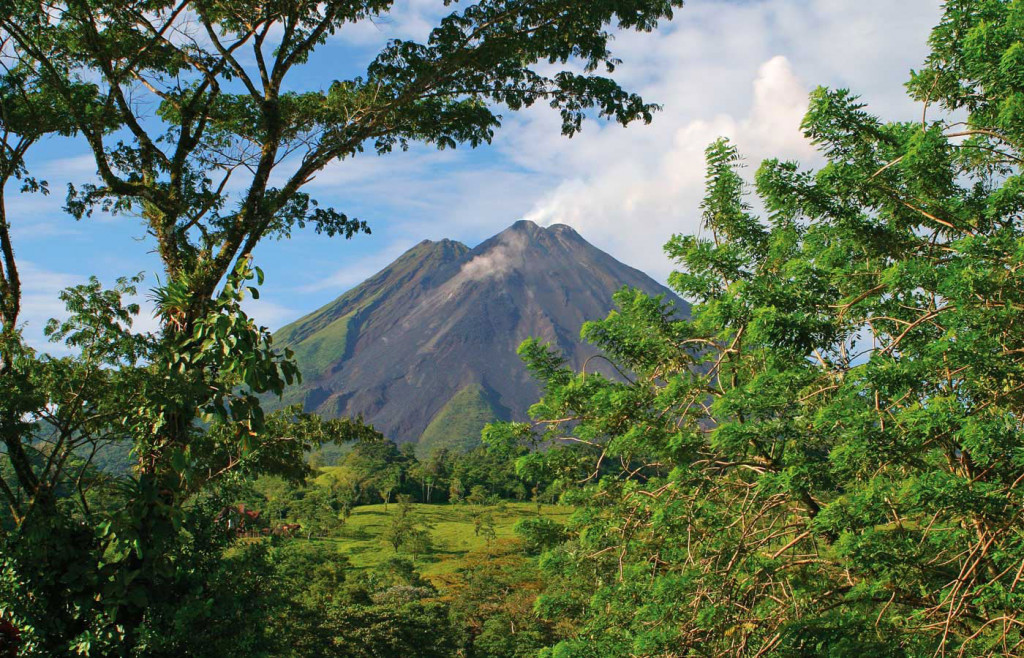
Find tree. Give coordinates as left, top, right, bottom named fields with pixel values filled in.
left=409, top=447, right=450, bottom=503
left=513, top=517, right=566, bottom=556
left=267, top=542, right=353, bottom=657
left=514, top=2, right=1024, bottom=656
left=342, top=436, right=406, bottom=506
left=324, top=596, right=460, bottom=658
left=435, top=540, right=554, bottom=658
left=1, top=0, right=684, bottom=650
left=423, top=447, right=450, bottom=504
left=381, top=495, right=431, bottom=555
left=449, top=475, right=466, bottom=504
left=295, top=486, right=342, bottom=539
left=376, top=465, right=402, bottom=512
left=0, top=61, right=128, bottom=657
left=474, top=510, right=497, bottom=546
left=467, top=484, right=490, bottom=507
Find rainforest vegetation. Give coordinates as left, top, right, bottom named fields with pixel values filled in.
left=3, top=0, right=1024, bottom=656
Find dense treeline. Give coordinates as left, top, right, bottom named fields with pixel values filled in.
left=234, top=427, right=562, bottom=538
left=307, top=431, right=552, bottom=508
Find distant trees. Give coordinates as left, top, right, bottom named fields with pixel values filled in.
left=449, top=476, right=466, bottom=504
left=335, top=436, right=410, bottom=508
left=232, top=432, right=561, bottom=558
left=409, top=448, right=450, bottom=503
left=381, top=496, right=414, bottom=552
left=466, top=484, right=492, bottom=507
left=307, top=433, right=555, bottom=509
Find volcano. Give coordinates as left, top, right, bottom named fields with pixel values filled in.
left=272, top=220, right=688, bottom=455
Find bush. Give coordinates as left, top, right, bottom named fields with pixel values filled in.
left=513, top=517, right=567, bottom=555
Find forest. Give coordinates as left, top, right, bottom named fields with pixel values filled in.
left=3, top=0, right=1024, bottom=656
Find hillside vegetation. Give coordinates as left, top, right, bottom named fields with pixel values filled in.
left=417, top=385, right=508, bottom=458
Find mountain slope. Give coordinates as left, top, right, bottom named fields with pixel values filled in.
left=272, top=220, right=688, bottom=453
left=418, top=383, right=509, bottom=456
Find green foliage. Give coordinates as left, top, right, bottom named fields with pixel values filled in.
left=323, top=595, right=460, bottom=658
left=438, top=541, right=557, bottom=658
left=513, top=517, right=567, bottom=555
left=294, top=486, right=344, bottom=539
left=0, top=0, right=686, bottom=653
left=507, top=3, right=1024, bottom=655
left=0, top=269, right=376, bottom=654
left=381, top=495, right=433, bottom=554
left=337, top=435, right=411, bottom=507
left=259, top=533, right=459, bottom=657
left=472, top=507, right=498, bottom=546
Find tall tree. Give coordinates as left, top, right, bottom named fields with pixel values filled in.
left=513, top=2, right=1024, bottom=655
left=0, top=60, right=88, bottom=526
left=0, top=61, right=137, bottom=656
left=0, top=1, right=685, bottom=652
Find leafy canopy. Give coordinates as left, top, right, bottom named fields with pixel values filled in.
left=0, top=0, right=686, bottom=653
left=506, top=1, right=1024, bottom=655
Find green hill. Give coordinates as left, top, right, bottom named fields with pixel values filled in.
left=417, top=384, right=509, bottom=457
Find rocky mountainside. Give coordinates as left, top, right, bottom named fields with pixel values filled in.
left=271, top=220, right=688, bottom=455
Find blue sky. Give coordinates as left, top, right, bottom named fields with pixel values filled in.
left=12, top=0, right=944, bottom=352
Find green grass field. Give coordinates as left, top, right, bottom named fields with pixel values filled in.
left=309, top=502, right=572, bottom=576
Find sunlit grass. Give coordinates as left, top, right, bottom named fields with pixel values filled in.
left=306, top=502, right=572, bottom=577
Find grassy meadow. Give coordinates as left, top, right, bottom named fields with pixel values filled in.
left=303, top=502, right=572, bottom=577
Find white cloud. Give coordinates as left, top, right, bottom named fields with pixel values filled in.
left=456, top=229, right=527, bottom=283
left=7, top=194, right=82, bottom=241
left=39, top=153, right=99, bottom=180
left=520, top=54, right=814, bottom=278
left=499, top=0, right=942, bottom=281
left=242, top=298, right=302, bottom=332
